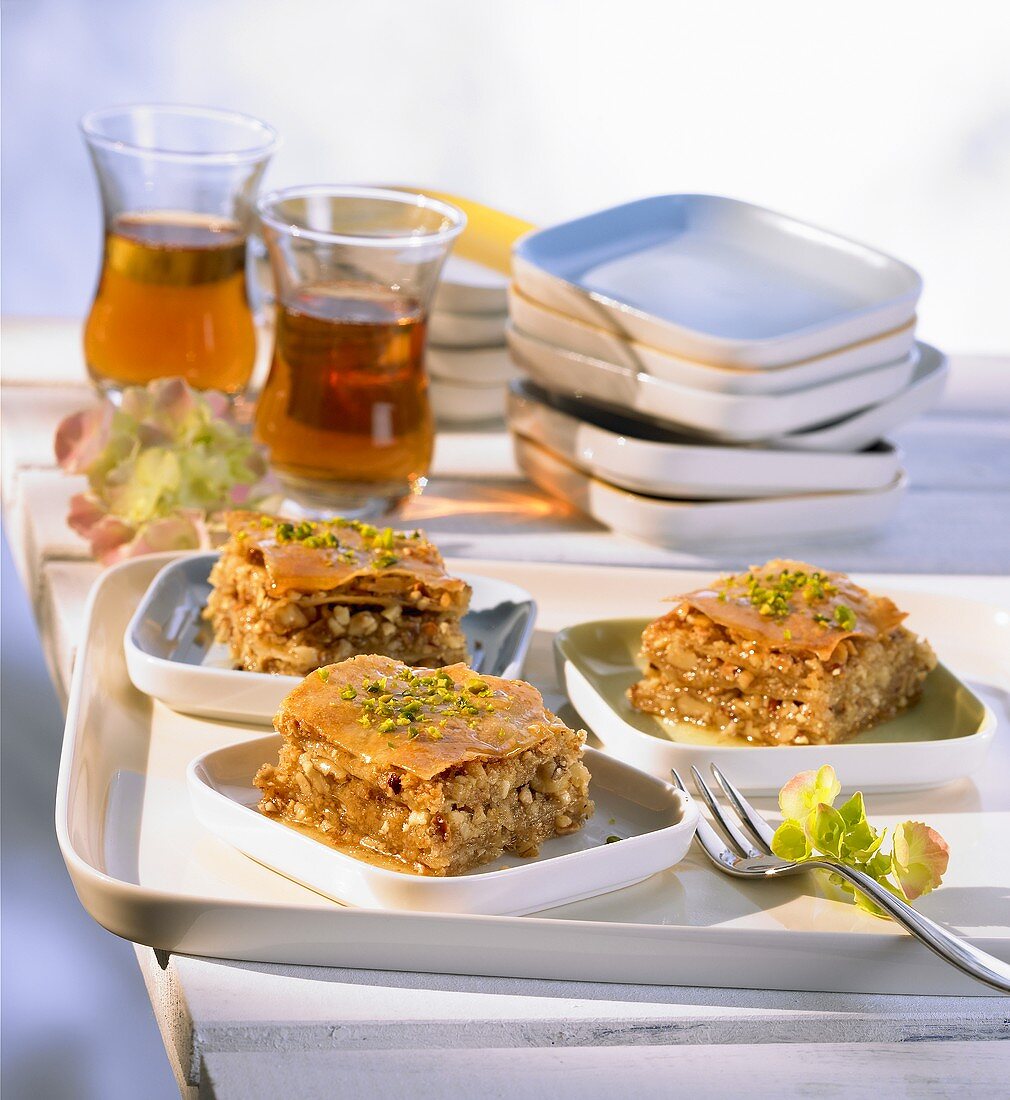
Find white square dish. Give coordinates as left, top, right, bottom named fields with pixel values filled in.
left=774, top=344, right=948, bottom=451
left=434, top=254, right=509, bottom=314
left=428, top=308, right=507, bottom=348
left=427, top=344, right=516, bottom=384
left=508, top=283, right=918, bottom=395
left=187, top=738, right=699, bottom=916
left=429, top=375, right=509, bottom=424
left=513, top=434, right=907, bottom=547
left=506, top=324, right=918, bottom=443
left=554, top=618, right=998, bottom=795
left=512, top=194, right=921, bottom=367
left=124, top=554, right=536, bottom=724
left=507, top=380, right=902, bottom=498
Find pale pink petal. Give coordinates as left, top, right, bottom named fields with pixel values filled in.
left=892, top=821, right=950, bottom=901
left=66, top=493, right=107, bottom=539
left=119, top=386, right=153, bottom=423
left=148, top=376, right=197, bottom=427
left=128, top=515, right=204, bottom=555
left=779, top=766, right=840, bottom=821
left=54, top=404, right=113, bottom=473
left=202, top=391, right=230, bottom=420
left=87, top=515, right=138, bottom=564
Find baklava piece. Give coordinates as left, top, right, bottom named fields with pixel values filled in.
left=205, top=512, right=471, bottom=676
left=630, top=559, right=936, bottom=746
left=255, top=654, right=594, bottom=875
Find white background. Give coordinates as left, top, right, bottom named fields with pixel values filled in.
left=2, top=0, right=1009, bottom=353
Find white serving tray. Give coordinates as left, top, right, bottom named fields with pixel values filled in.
left=514, top=434, right=906, bottom=547
left=427, top=344, right=516, bottom=384
left=512, top=194, right=922, bottom=367
left=506, top=324, right=917, bottom=443
left=189, top=739, right=698, bottom=916
left=125, top=555, right=537, bottom=724
left=56, top=553, right=1010, bottom=993
left=429, top=308, right=507, bottom=348
left=509, top=283, right=918, bottom=394
left=507, top=380, right=902, bottom=498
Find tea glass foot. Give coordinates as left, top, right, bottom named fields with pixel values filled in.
left=278, top=474, right=427, bottom=521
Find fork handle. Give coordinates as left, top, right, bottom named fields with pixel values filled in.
left=810, top=860, right=1010, bottom=993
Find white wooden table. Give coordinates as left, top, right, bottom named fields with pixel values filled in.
left=3, top=318, right=1009, bottom=1099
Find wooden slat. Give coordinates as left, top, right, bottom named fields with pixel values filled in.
left=199, top=1042, right=1010, bottom=1100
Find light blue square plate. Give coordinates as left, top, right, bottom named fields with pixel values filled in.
left=512, top=194, right=922, bottom=367
left=124, top=553, right=537, bottom=724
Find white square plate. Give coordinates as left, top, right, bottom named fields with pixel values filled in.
left=513, top=194, right=921, bottom=367
left=429, top=375, right=509, bottom=424
left=506, top=324, right=918, bottom=443
left=554, top=619, right=997, bottom=794
left=513, top=434, right=907, bottom=547
left=428, top=308, right=507, bottom=348
left=508, top=283, right=918, bottom=394
left=775, top=345, right=948, bottom=451
left=124, top=554, right=536, bottom=724
left=507, top=380, right=902, bottom=498
left=187, top=738, right=699, bottom=915
left=427, top=344, right=516, bottom=384
left=434, top=254, right=509, bottom=314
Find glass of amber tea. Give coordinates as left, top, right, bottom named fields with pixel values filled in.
left=81, top=105, right=278, bottom=395
left=255, top=186, right=465, bottom=517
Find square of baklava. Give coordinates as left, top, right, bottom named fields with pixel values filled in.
left=254, top=654, right=594, bottom=876
left=205, top=512, right=471, bottom=676
left=629, top=559, right=936, bottom=746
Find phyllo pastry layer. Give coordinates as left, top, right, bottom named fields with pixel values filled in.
left=630, top=559, right=936, bottom=746
left=255, top=654, right=594, bottom=875
left=205, top=512, right=470, bottom=676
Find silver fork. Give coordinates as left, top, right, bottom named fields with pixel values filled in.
left=673, top=764, right=1010, bottom=994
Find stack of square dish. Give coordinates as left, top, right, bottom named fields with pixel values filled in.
left=423, top=193, right=531, bottom=424
left=506, top=194, right=948, bottom=546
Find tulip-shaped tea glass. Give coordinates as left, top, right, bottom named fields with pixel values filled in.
left=82, top=104, right=278, bottom=395
left=255, top=186, right=465, bottom=516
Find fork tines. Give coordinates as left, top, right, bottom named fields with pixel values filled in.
left=671, top=764, right=776, bottom=870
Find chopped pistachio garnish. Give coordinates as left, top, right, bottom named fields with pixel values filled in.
left=718, top=566, right=841, bottom=625
left=337, top=664, right=505, bottom=743
left=316, top=667, right=330, bottom=683
left=250, top=515, right=421, bottom=561
left=834, top=604, right=857, bottom=630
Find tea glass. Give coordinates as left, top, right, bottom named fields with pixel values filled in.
left=254, top=185, right=465, bottom=517
left=81, top=104, right=278, bottom=396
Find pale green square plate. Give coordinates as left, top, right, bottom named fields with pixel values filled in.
left=554, top=618, right=996, bottom=794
